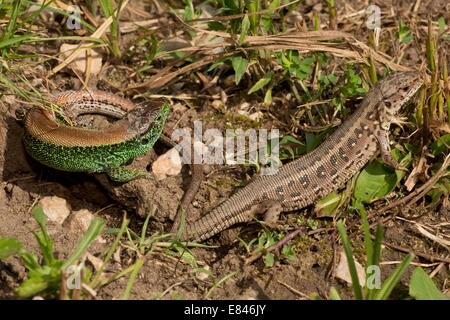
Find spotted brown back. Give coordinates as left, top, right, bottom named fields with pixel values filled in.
left=184, top=72, right=423, bottom=241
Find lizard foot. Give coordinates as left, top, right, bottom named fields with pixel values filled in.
left=107, top=167, right=154, bottom=183
left=380, top=149, right=408, bottom=171
left=256, top=200, right=284, bottom=230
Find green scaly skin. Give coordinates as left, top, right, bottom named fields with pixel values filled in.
left=23, top=104, right=170, bottom=182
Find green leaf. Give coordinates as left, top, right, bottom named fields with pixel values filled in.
left=279, top=135, right=304, bottom=146
left=239, top=15, right=250, bottom=43
left=0, top=238, right=22, bottom=259
left=32, top=205, right=55, bottom=265
left=207, top=56, right=228, bottom=72
left=409, top=267, right=449, bottom=300
left=438, top=17, right=446, bottom=35
left=19, top=248, right=40, bottom=271
left=248, top=72, right=273, bottom=94
left=398, top=20, right=413, bottom=44
left=354, top=160, right=401, bottom=203
left=329, top=287, right=342, bottom=300
left=430, top=134, right=450, bottom=156
left=231, top=55, right=248, bottom=85
left=315, top=192, right=341, bottom=217
left=264, top=252, right=274, bottom=267
left=267, top=0, right=281, bottom=12
left=264, top=88, right=272, bottom=106
left=426, top=177, right=450, bottom=210
left=302, top=56, right=314, bottom=65
left=305, top=130, right=328, bottom=152
left=299, top=63, right=312, bottom=74
left=17, top=277, right=49, bottom=298
left=207, top=21, right=226, bottom=31
left=17, top=262, right=63, bottom=298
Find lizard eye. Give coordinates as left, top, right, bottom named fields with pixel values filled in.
left=15, top=107, right=27, bottom=121
left=385, top=101, right=392, bottom=108
left=141, top=138, right=149, bottom=145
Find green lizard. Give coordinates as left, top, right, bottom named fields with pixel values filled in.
left=18, top=90, right=170, bottom=183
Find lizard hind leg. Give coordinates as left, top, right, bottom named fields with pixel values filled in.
left=106, top=167, right=154, bottom=183
left=249, top=200, right=284, bottom=230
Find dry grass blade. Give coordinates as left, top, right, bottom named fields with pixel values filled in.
left=415, top=224, right=450, bottom=250
left=134, top=18, right=413, bottom=91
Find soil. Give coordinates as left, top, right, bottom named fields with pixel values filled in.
left=0, top=0, right=449, bottom=300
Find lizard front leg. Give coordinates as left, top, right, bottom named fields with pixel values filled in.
left=106, top=167, right=154, bottom=183
left=376, top=101, right=407, bottom=171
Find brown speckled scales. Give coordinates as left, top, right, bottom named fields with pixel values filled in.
left=183, top=72, right=423, bottom=241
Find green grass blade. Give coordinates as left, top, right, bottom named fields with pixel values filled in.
left=371, top=225, right=384, bottom=267
left=90, top=216, right=129, bottom=288
left=62, top=218, right=106, bottom=269
left=374, top=253, right=414, bottom=300
left=367, top=224, right=384, bottom=299
left=32, top=205, right=55, bottom=265
left=0, top=34, right=34, bottom=49
left=337, top=220, right=363, bottom=300
left=122, top=259, right=144, bottom=300
left=329, top=287, right=342, bottom=300
left=4, top=0, right=23, bottom=43
left=204, top=272, right=237, bottom=299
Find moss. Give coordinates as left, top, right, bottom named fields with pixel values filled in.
left=205, top=112, right=262, bottom=130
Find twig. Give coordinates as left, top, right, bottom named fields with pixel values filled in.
left=159, top=281, right=184, bottom=299
left=379, top=240, right=450, bottom=264
left=161, top=127, right=205, bottom=234
left=277, top=280, right=310, bottom=299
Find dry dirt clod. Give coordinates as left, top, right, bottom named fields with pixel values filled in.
left=63, top=209, right=94, bottom=234
left=38, top=196, right=71, bottom=225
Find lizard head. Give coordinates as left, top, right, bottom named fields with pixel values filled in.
left=379, top=71, right=423, bottom=119
left=125, top=99, right=170, bottom=141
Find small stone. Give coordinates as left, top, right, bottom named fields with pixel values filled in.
left=223, top=75, right=235, bottom=87
left=249, top=111, right=263, bottom=121
left=238, top=287, right=260, bottom=300
left=39, top=196, right=71, bottom=225
left=159, top=37, right=191, bottom=51
left=172, top=103, right=187, bottom=113
left=152, top=148, right=183, bottom=180
left=63, top=209, right=94, bottom=234
left=239, top=102, right=251, bottom=111
left=31, top=78, right=43, bottom=88
left=195, top=265, right=210, bottom=281
left=211, top=100, right=223, bottom=109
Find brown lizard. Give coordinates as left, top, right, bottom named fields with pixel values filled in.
left=181, top=72, right=424, bottom=241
